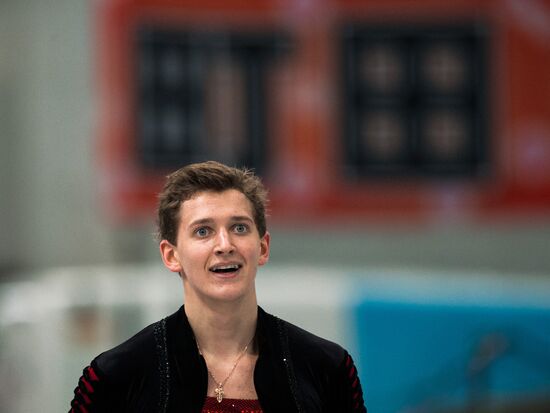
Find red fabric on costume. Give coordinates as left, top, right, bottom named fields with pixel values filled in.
left=201, top=396, right=263, bottom=413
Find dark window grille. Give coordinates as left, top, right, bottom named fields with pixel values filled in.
left=342, top=24, right=489, bottom=178
left=136, top=26, right=289, bottom=173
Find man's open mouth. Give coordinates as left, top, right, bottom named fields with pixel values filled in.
left=209, top=264, right=242, bottom=274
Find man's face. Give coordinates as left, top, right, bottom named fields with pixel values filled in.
left=160, top=189, right=270, bottom=305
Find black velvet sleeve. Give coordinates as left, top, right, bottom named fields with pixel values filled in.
left=336, top=351, right=367, bottom=412
left=68, top=320, right=161, bottom=413
left=270, top=312, right=367, bottom=413
left=69, top=359, right=119, bottom=413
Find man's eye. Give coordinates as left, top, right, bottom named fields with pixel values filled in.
left=195, top=227, right=210, bottom=237
left=234, top=224, right=248, bottom=234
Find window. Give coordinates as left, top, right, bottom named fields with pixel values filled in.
left=342, top=24, right=489, bottom=178
left=136, top=27, right=289, bottom=173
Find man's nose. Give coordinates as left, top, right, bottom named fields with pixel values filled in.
left=214, top=229, right=235, bottom=255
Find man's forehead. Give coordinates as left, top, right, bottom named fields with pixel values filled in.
left=178, top=189, right=254, bottom=219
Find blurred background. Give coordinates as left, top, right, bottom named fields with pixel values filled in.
left=1, top=0, right=550, bottom=411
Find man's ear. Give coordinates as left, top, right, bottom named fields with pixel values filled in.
left=258, top=231, right=270, bottom=267
left=159, top=240, right=182, bottom=273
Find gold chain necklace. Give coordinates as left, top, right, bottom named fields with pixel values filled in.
left=196, top=336, right=254, bottom=403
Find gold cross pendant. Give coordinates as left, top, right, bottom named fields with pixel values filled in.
left=214, top=386, right=224, bottom=403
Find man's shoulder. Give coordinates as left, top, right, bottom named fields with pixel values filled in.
left=92, top=321, right=158, bottom=384
left=93, top=308, right=179, bottom=383
left=260, top=308, right=347, bottom=367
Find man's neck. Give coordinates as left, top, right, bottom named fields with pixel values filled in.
left=184, top=294, right=258, bottom=358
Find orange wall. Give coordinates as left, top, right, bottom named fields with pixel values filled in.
left=96, top=0, right=550, bottom=224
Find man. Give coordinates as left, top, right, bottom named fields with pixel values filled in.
left=69, top=161, right=366, bottom=412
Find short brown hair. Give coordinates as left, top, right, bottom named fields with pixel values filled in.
left=157, top=161, right=268, bottom=244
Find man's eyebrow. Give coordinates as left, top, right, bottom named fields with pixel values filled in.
left=188, top=216, right=253, bottom=227
left=229, top=215, right=254, bottom=223
left=188, top=218, right=214, bottom=228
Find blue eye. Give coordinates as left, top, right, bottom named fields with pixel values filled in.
left=234, top=224, right=248, bottom=234
left=195, top=227, right=210, bottom=237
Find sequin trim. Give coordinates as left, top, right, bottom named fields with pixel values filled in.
left=154, top=318, right=170, bottom=413
left=276, top=317, right=303, bottom=413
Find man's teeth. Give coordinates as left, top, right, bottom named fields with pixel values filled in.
left=212, top=265, right=240, bottom=273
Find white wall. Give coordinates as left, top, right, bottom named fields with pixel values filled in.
left=0, top=0, right=119, bottom=271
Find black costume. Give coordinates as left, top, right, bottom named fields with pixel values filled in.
left=69, top=306, right=366, bottom=412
